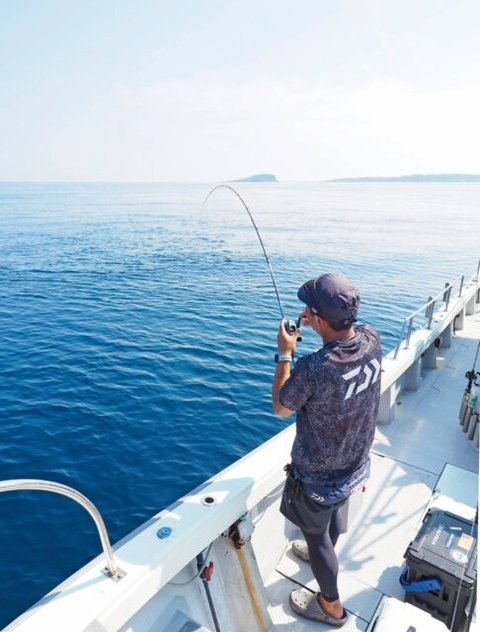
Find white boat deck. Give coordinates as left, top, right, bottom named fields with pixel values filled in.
left=265, top=305, right=479, bottom=630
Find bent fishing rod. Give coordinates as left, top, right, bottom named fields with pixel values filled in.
left=203, top=184, right=302, bottom=340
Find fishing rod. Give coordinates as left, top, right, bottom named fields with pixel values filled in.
left=460, top=339, right=480, bottom=427
left=465, top=340, right=480, bottom=388
left=464, top=339, right=480, bottom=400
left=203, top=184, right=302, bottom=339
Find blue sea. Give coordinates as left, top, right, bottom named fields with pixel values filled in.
left=0, top=181, right=478, bottom=628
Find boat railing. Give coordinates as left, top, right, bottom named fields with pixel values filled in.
left=393, top=272, right=468, bottom=359
left=0, top=479, right=125, bottom=582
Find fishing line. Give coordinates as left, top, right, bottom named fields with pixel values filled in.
left=203, top=184, right=287, bottom=320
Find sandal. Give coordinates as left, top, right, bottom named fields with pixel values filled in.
left=290, top=588, right=348, bottom=627
left=291, top=539, right=310, bottom=562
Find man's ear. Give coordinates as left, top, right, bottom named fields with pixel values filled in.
left=316, top=315, right=329, bottom=333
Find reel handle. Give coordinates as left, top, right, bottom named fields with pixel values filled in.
left=284, top=319, right=302, bottom=343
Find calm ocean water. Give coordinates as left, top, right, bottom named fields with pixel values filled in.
left=0, top=181, right=479, bottom=627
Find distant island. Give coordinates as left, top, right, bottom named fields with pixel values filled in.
left=229, top=173, right=278, bottom=183
left=327, top=174, right=480, bottom=183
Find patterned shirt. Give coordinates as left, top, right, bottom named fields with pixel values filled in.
left=280, top=325, right=382, bottom=483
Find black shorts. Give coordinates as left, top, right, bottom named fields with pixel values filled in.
left=280, top=474, right=347, bottom=536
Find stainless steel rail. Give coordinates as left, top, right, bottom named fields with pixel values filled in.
left=393, top=267, right=476, bottom=360
left=0, top=479, right=125, bottom=581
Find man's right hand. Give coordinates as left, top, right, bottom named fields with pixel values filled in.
left=277, top=319, right=302, bottom=356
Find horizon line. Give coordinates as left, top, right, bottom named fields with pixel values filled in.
left=1, top=172, right=480, bottom=185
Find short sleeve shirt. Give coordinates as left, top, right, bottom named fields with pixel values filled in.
left=279, top=325, right=382, bottom=481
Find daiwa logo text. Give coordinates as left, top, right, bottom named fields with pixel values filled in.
left=342, top=359, right=381, bottom=400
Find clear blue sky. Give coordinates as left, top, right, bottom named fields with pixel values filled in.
left=1, top=0, right=479, bottom=181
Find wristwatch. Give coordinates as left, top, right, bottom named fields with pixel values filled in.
left=275, top=353, right=293, bottom=363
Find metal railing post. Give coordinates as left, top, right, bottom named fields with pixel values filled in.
left=0, top=479, right=125, bottom=581
left=405, top=316, right=414, bottom=349
left=425, top=296, right=433, bottom=320
left=393, top=318, right=407, bottom=359
left=443, top=283, right=452, bottom=311
left=458, top=275, right=464, bottom=297
left=427, top=300, right=436, bottom=328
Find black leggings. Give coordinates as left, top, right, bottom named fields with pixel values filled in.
left=301, top=506, right=343, bottom=601
left=280, top=476, right=345, bottom=602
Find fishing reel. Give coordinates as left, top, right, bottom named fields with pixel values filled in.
left=465, top=369, right=480, bottom=389
left=284, top=317, right=303, bottom=342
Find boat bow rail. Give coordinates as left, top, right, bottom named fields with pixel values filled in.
left=3, top=427, right=296, bottom=632
left=0, top=479, right=125, bottom=582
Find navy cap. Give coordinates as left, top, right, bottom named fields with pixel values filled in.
left=297, top=273, right=360, bottom=326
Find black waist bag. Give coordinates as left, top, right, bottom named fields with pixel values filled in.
left=279, top=466, right=348, bottom=535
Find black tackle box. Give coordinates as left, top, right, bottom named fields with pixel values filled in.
left=402, top=509, right=477, bottom=632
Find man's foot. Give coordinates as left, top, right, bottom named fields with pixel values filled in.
left=289, top=588, right=348, bottom=626
left=319, top=594, right=345, bottom=620
left=291, top=539, right=309, bottom=562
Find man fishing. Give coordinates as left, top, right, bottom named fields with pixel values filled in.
left=272, top=273, right=382, bottom=627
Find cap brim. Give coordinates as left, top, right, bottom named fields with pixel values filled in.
left=297, top=279, right=315, bottom=306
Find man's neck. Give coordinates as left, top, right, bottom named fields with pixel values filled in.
left=322, top=327, right=356, bottom=345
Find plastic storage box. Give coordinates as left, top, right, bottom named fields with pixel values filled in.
left=403, top=509, right=477, bottom=632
